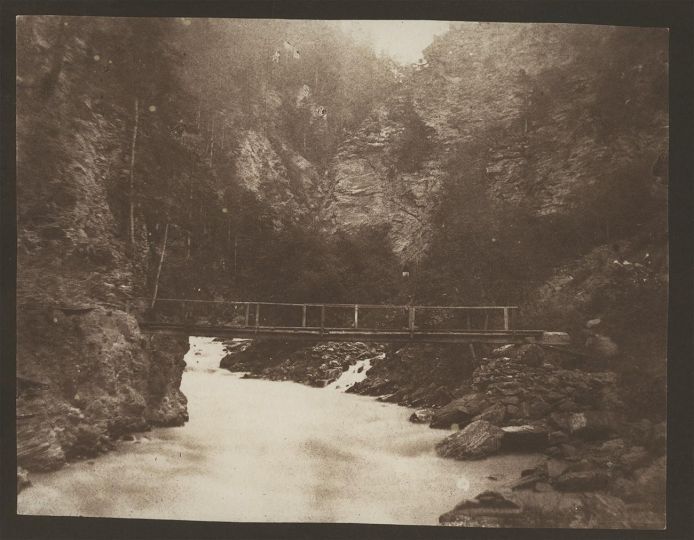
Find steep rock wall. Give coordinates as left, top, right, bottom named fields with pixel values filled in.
left=16, top=16, right=189, bottom=471
left=320, top=100, right=445, bottom=258
left=320, top=23, right=667, bottom=263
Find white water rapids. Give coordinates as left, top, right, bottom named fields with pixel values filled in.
left=18, top=337, right=540, bottom=524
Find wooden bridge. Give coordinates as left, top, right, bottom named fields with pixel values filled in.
left=137, top=298, right=563, bottom=345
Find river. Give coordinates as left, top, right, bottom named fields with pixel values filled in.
left=18, top=337, right=540, bottom=525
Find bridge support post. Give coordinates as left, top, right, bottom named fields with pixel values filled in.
left=503, top=308, right=510, bottom=330
left=255, top=303, right=260, bottom=331
left=302, top=305, right=307, bottom=327
left=408, top=307, right=415, bottom=337
left=354, top=305, right=359, bottom=329
left=320, top=305, right=325, bottom=335
left=466, top=311, right=478, bottom=362
left=245, top=304, right=250, bottom=327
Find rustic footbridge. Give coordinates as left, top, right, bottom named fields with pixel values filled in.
left=137, top=298, right=562, bottom=345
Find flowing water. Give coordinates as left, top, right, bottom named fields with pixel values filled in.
left=18, top=337, right=540, bottom=524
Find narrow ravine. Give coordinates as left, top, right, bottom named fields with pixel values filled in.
left=18, top=337, right=541, bottom=525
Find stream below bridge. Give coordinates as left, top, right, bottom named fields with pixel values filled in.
left=18, top=337, right=539, bottom=525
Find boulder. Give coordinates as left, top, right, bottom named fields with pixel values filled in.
left=511, top=462, right=548, bottom=491
left=17, top=467, right=31, bottom=493
left=545, top=390, right=564, bottom=403
left=409, top=408, right=434, bottom=424
left=599, top=438, right=626, bottom=454
left=435, top=420, right=504, bottom=460
left=545, top=446, right=561, bottom=458
left=598, top=387, right=624, bottom=410
left=431, top=386, right=454, bottom=406
left=619, top=446, right=650, bottom=470
left=578, top=493, right=632, bottom=528
left=471, top=403, right=506, bottom=426
left=430, top=393, right=489, bottom=429
left=610, top=477, right=641, bottom=502
left=590, top=371, right=618, bottom=385
left=475, top=490, right=520, bottom=508
left=586, top=334, right=619, bottom=358
left=560, top=443, right=578, bottom=459
left=553, top=470, right=610, bottom=491
left=549, top=411, right=572, bottom=431
left=634, top=455, right=666, bottom=502
left=556, top=398, right=579, bottom=412
left=544, top=461, right=567, bottom=480
left=491, top=344, right=515, bottom=357
left=548, top=430, right=569, bottom=445
left=17, top=424, right=66, bottom=471
left=568, top=411, right=619, bottom=440
left=528, top=398, right=552, bottom=419
left=627, top=418, right=653, bottom=446
left=439, top=490, right=521, bottom=526
left=501, top=424, right=549, bottom=451
left=514, top=344, right=544, bottom=367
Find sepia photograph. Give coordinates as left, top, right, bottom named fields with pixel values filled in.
left=11, top=9, right=677, bottom=532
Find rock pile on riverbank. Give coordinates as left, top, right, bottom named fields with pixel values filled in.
left=427, top=343, right=666, bottom=528
left=346, top=343, right=476, bottom=407
left=220, top=340, right=383, bottom=387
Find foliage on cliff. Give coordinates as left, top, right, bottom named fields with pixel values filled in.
left=411, top=23, right=667, bottom=307
left=403, top=24, right=668, bottom=391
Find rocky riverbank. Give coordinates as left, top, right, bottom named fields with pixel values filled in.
left=17, top=306, right=189, bottom=491
left=220, top=340, right=385, bottom=388
left=220, top=339, right=666, bottom=528
left=427, top=344, right=665, bottom=528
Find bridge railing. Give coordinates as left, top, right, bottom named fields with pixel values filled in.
left=140, top=298, right=520, bottom=332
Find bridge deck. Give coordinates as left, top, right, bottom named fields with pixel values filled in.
left=139, top=322, right=546, bottom=344
left=135, top=298, right=559, bottom=344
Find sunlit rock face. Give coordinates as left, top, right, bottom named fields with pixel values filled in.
left=320, top=22, right=667, bottom=257
left=321, top=103, right=445, bottom=260
left=235, top=129, right=321, bottom=227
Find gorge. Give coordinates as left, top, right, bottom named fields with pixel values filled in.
left=15, top=17, right=668, bottom=528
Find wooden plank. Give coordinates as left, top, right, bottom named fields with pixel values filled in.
left=137, top=323, right=544, bottom=344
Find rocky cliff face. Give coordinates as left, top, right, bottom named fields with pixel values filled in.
left=16, top=16, right=189, bottom=471
left=17, top=307, right=188, bottom=471
left=320, top=23, right=667, bottom=263
left=320, top=98, right=445, bottom=258
left=233, top=129, right=321, bottom=227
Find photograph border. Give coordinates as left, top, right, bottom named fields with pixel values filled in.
left=2, top=1, right=692, bottom=539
